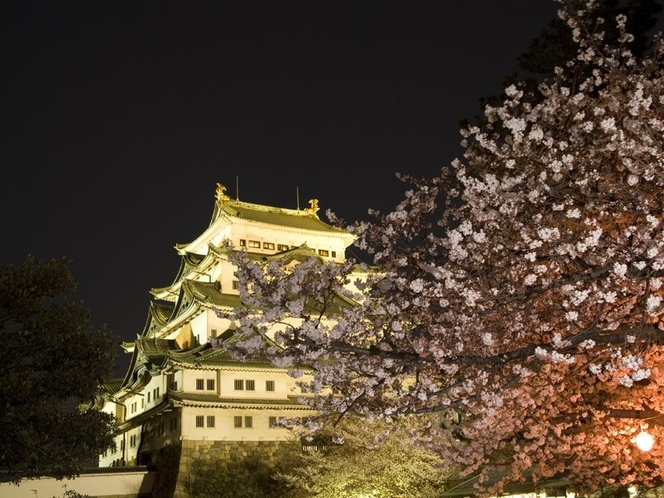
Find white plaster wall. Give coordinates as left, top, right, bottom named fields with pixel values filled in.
left=232, top=222, right=349, bottom=263
left=142, top=376, right=164, bottom=410
left=188, top=312, right=209, bottom=348
left=219, top=369, right=301, bottom=398
left=181, top=368, right=218, bottom=393
left=124, top=426, right=142, bottom=463
left=125, top=392, right=145, bottom=420
left=180, top=406, right=302, bottom=442
left=0, top=470, right=155, bottom=498
left=206, top=310, right=233, bottom=341
left=170, top=370, right=183, bottom=391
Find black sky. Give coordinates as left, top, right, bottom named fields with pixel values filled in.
left=2, top=1, right=594, bottom=374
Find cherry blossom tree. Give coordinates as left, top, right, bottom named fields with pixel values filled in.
left=272, top=417, right=454, bottom=498
left=218, top=1, right=664, bottom=493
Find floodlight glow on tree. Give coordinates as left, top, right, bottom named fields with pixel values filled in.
left=635, top=430, right=654, bottom=452
left=220, top=0, right=664, bottom=493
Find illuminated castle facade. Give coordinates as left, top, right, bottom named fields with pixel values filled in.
left=97, top=184, right=356, bottom=496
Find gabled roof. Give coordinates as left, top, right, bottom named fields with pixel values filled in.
left=119, top=337, right=180, bottom=392
left=262, top=243, right=322, bottom=262
left=136, top=336, right=178, bottom=365
left=165, top=280, right=237, bottom=325
left=208, top=241, right=322, bottom=264
left=99, top=378, right=124, bottom=397
left=213, top=194, right=348, bottom=234
left=134, top=301, right=176, bottom=340
left=175, top=187, right=353, bottom=253
left=151, top=252, right=207, bottom=298
left=164, top=342, right=277, bottom=371
left=182, top=280, right=242, bottom=309
left=120, top=338, right=286, bottom=394
left=151, top=301, right=175, bottom=325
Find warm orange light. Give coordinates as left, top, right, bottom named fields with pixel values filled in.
left=635, top=431, right=654, bottom=452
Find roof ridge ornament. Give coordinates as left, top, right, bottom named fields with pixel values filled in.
left=306, top=198, right=319, bottom=217
left=215, top=183, right=230, bottom=202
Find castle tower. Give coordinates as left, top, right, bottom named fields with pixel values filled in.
left=97, top=185, right=357, bottom=496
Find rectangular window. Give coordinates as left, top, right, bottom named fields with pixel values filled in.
left=269, top=416, right=277, bottom=428
left=263, top=242, right=275, bottom=250
left=207, top=379, right=215, bottom=391
left=196, top=415, right=204, bottom=428
left=248, top=240, right=260, bottom=248
left=239, top=239, right=246, bottom=247
left=234, top=416, right=243, bottom=428
left=170, top=418, right=178, bottom=432
left=318, top=249, right=329, bottom=257
left=244, top=416, right=253, bottom=428
left=277, top=244, right=289, bottom=251
left=234, top=379, right=244, bottom=390
left=141, top=399, right=145, bottom=409
left=196, top=379, right=204, bottom=390
left=207, top=416, right=215, bottom=428
left=265, top=380, right=275, bottom=392
left=147, top=392, right=151, bottom=402
left=131, top=402, right=136, bottom=413
left=232, top=280, right=239, bottom=290
left=245, top=380, right=255, bottom=391
left=331, top=251, right=337, bottom=258
left=210, top=329, right=217, bottom=338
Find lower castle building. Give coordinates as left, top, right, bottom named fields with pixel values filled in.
left=98, top=184, right=358, bottom=497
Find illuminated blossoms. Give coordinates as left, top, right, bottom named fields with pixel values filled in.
left=220, top=1, right=664, bottom=493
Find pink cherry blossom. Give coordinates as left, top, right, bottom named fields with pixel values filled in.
left=216, top=1, right=664, bottom=493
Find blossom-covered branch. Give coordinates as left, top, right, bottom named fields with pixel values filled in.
left=215, top=0, right=664, bottom=493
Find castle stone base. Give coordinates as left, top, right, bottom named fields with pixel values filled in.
left=151, top=439, right=292, bottom=498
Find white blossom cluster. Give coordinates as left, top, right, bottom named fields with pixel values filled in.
left=216, top=1, right=664, bottom=493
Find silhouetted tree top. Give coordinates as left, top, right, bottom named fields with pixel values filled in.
left=0, top=256, right=118, bottom=482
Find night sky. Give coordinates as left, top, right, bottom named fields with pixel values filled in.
left=2, top=1, right=593, bottom=375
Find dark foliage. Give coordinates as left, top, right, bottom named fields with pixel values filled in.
left=0, top=256, right=118, bottom=482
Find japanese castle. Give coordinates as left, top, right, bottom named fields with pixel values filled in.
left=97, top=183, right=357, bottom=496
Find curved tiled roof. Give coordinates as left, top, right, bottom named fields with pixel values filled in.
left=165, top=343, right=277, bottom=370
left=216, top=198, right=348, bottom=234
left=99, top=378, right=124, bottom=396
left=169, top=391, right=312, bottom=410
left=151, top=251, right=207, bottom=297
left=151, top=301, right=175, bottom=324
left=119, top=337, right=179, bottom=391
left=182, top=280, right=242, bottom=309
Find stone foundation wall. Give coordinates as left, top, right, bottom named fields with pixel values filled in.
left=171, top=439, right=294, bottom=498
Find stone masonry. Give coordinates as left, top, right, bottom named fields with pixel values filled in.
left=166, top=439, right=290, bottom=498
